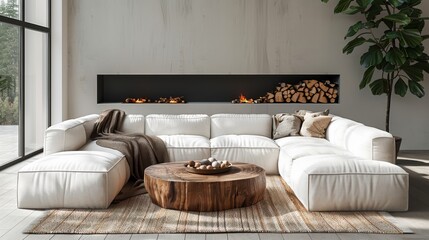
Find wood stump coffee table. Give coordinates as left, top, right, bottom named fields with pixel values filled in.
left=144, top=162, right=266, bottom=212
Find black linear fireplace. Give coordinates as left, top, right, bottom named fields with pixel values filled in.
left=97, top=74, right=340, bottom=104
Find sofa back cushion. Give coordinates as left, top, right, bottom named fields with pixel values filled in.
left=145, top=114, right=210, bottom=138
left=121, top=114, right=145, bottom=135
left=211, top=114, right=272, bottom=138
left=44, top=119, right=87, bottom=156
left=326, top=116, right=395, bottom=162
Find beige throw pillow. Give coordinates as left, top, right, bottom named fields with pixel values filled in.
left=300, top=112, right=332, bottom=138
left=272, top=114, right=302, bottom=139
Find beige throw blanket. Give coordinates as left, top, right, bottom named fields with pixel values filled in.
left=91, top=109, right=169, bottom=202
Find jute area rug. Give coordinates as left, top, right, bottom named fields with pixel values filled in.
left=26, top=176, right=405, bottom=234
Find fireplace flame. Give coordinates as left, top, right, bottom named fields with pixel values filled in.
left=239, top=94, right=253, bottom=103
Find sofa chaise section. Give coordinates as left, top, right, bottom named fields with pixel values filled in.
left=276, top=116, right=408, bottom=211
left=17, top=151, right=129, bottom=209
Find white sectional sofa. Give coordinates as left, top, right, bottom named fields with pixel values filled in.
left=17, top=113, right=409, bottom=211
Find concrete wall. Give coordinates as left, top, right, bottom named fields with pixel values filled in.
left=67, top=0, right=429, bottom=149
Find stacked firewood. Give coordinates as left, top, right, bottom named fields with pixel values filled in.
left=260, top=80, right=338, bottom=103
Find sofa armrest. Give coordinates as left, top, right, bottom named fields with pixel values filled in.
left=326, top=116, right=395, bottom=163
left=44, top=119, right=88, bottom=156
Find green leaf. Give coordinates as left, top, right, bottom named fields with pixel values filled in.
left=343, top=37, right=367, bottom=54
left=399, top=29, right=423, bottom=47
left=365, top=4, right=383, bottom=21
left=357, top=0, right=373, bottom=8
left=403, top=65, right=424, bottom=81
left=388, top=0, right=406, bottom=7
left=360, top=66, right=376, bottom=89
left=413, top=61, right=429, bottom=73
left=384, top=63, right=396, bottom=72
left=334, top=0, right=353, bottom=13
left=404, top=46, right=423, bottom=59
left=360, top=46, right=383, bottom=67
left=394, top=78, right=408, bottom=97
left=404, top=19, right=425, bottom=32
left=405, top=0, right=422, bottom=8
left=409, top=80, right=425, bottom=98
left=417, top=53, right=429, bottom=61
left=400, top=8, right=422, bottom=18
left=383, top=13, right=411, bottom=25
left=345, top=21, right=364, bottom=38
left=343, top=6, right=362, bottom=14
left=369, top=79, right=388, bottom=95
left=385, top=47, right=406, bottom=66
left=385, top=31, right=400, bottom=39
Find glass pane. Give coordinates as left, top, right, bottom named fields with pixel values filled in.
left=0, top=0, right=20, bottom=20
left=0, top=22, right=20, bottom=165
left=25, top=29, right=47, bottom=154
left=25, top=0, right=48, bottom=27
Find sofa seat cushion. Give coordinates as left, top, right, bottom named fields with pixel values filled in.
left=158, top=135, right=210, bottom=161
left=17, top=151, right=130, bottom=209
left=210, top=135, right=279, bottom=174
left=276, top=136, right=354, bottom=182
left=289, top=155, right=408, bottom=211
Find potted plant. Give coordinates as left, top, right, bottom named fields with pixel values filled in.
left=321, top=0, right=429, bottom=154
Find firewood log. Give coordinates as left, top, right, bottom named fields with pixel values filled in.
left=267, top=92, right=274, bottom=99
left=275, top=92, right=284, bottom=102
left=330, top=98, right=336, bottom=103
left=310, top=87, right=317, bottom=94
left=306, top=80, right=318, bottom=89
left=286, top=97, right=291, bottom=103
left=311, top=93, right=319, bottom=103
left=280, top=82, right=286, bottom=88
left=328, top=88, right=334, bottom=94
left=318, top=91, right=328, bottom=103
left=291, top=92, right=300, bottom=102
left=298, top=92, right=307, bottom=103
left=319, top=82, right=329, bottom=92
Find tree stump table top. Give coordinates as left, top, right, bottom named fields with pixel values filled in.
left=144, top=162, right=266, bottom=212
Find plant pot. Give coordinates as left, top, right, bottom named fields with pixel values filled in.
left=394, top=136, right=402, bottom=160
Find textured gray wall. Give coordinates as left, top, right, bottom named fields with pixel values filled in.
left=68, top=0, right=429, bottom=149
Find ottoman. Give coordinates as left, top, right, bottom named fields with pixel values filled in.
left=17, top=151, right=130, bottom=209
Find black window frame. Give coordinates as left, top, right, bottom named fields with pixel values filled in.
left=0, top=0, right=51, bottom=170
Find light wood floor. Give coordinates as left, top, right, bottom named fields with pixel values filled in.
left=1, top=151, right=428, bottom=240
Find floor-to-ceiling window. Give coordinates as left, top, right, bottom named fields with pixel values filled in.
left=0, top=0, right=50, bottom=169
